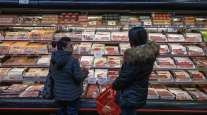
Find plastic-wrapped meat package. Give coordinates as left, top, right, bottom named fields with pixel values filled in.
left=199, top=86, right=207, bottom=94
left=36, top=55, right=51, bottom=65
left=0, top=68, right=11, bottom=82
left=155, top=88, right=175, bottom=100
left=168, top=88, right=193, bottom=100
left=3, top=56, right=37, bottom=66
left=0, top=86, right=8, bottom=93
left=92, top=44, right=105, bottom=56
left=82, top=32, right=95, bottom=41
left=105, top=46, right=119, bottom=55
left=185, top=88, right=207, bottom=101
left=0, top=42, right=14, bottom=54
left=95, top=69, right=108, bottom=85
left=172, top=70, right=192, bottom=82
left=111, top=32, right=128, bottom=41
left=71, top=32, right=82, bottom=41
left=86, top=69, right=96, bottom=84
left=148, top=33, right=167, bottom=42
left=19, top=84, right=44, bottom=97
left=186, top=46, right=205, bottom=56
left=5, top=32, right=20, bottom=39
left=107, top=56, right=121, bottom=68
left=167, top=34, right=185, bottom=42
left=185, top=33, right=202, bottom=42
left=25, top=43, right=48, bottom=54
left=108, top=69, right=119, bottom=82
left=149, top=71, right=158, bottom=81
left=94, top=57, right=107, bottom=67
left=86, top=85, right=99, bottom=98
left=23, top=68, right=49, bottom=78
left=80, top=56, right=94, bottom=67
left=159, top=45, right=170, bottom=55
left=157, top=71, right=174, bottom=82
left=4, top=68, right=26, bottom=81
left=169, top=44, right=187, bottom=55
left=3, top=84, right=28, bottom=94
left=192, top=57, right=207, bottom=68
left=119, top=43, right=130, bottom=55
left=174, top=57, right=195, bottom=69
left=94, top=32, right=111, bottom=41
left=78, top=43, right=92, bottom=54
left=147, top=88, right=159, bottom=99
left=9, top=42, right=29, bottom=54
left=156, top=57, right=176, bottom=68
left=188, top=70, right=206, bottom=81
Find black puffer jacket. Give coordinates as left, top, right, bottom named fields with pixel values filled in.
left=112, top=41, right=159, bottom=108
left=50, top=50, right=87, bottom=101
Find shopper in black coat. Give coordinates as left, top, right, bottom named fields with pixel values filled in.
left=112, top=27, right=159, bottom=115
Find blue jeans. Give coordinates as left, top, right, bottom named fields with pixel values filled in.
left=56, top=98, right=80, bottom=115
left=120, top=106, right=136, bottom=115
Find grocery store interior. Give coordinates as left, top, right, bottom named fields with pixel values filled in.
left=0, top=0, right=207, bottom=115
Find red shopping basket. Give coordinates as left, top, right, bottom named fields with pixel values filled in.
left=96, top=86, right=120, bottom=115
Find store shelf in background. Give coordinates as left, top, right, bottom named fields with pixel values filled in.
left=0, top=65, right=49, bottom=68
left=71, top=40, right=129, bottom=44
left=0, top=54, right=50, bottom=56
left=0, top=39, right=52, bottom=43
left=23, top=77, right=46, bottom=82
left=149, top=81, right=207, bottom=85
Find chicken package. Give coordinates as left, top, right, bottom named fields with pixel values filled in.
left=184, top=16, right=195, bottom=25
left=91, top=44, right=105, bottom=56
left=94, top=32, right=111, bottom=41
left=186, top=46, right=205, bottom=56
left=86, top=69, right=96, bottom=84
left=147, top=88, right=159, bottom=99
left=111, top=32, right=128, bottom=41
left=156, top=57, right=176, bottom=68
left=0, top=15, right=16, bottom=25
left=185, top=33, right=202, bottom=42
left=0, top=42, right=14, bottom=54
left=159, top=45, right=170, bottom=55
left=4, top=56, right=35, bottom=66
left=174, top=57, right=195, bottom=69
left=156, top=71, right=174, bottom=82
left=9, top=42, right=29, bottom=54
left=105, top=46, right=119, bottom=55
left=25, top=43, right=48, bottom=54
left=95, top=69, right=108, bottom=85
left=4, top=68, right=26, bottom=81
left=192, top=57, right=207, bottom=68
left=185, top=88, right=207, bottom=101
left=80, top=56, right=94, bottom=67
left=148, top=33, right=167, bottom=42
left=82, top=31, right=95, bottom=41
left=78, top=42, right=92, bottom=54
left=23, top=68, right=49, bottom=78
left=3, top=84, right=28, bottom=94
left=168, top=88, right=193, bottom=100
left=36, top=55, right=51, bottom=65
left=5, top=32, right=21, bottom=40
left=42, top=15, right=58, bottom=24
left=71, top=32, right=82, bottom=41
left=108, top=69, right=119, bottom=82
left=0, top=86, right=8, bottom=93
left=19, top=84, right=44, bottom=97
left=86, top=85, right=99, bottom=98
left=172, top=70, right=192, bottom=82
left=107, top=56, right=121, bottom=68
left=94, top=57, right=107, bottom=67
left=0, top=68, right=11, bottom=82
left=169, top=44, right=187, bottom=55
left=155, top=88, right=175, bottom=100
left=188, top=70, right=206, bottom=81
left=167, top=34, right=185, bottom=42
left=119, top=43, right=130, bottom=55
left=149, top=71, right=158, bottom=81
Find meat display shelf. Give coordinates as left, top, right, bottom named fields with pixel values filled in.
left=0, top=54, right=50, bottom=56
left=149, top=81, right=207, bottom=85
left=0, top=39, right=52, bottom=43
left=0, top=65, right=49, bottom=68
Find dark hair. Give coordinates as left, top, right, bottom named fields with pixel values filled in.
left=57, top=37, right=71, bottom=50
left=128, top=27, right=148, bottom=47
left=51, top=41, right=57, bottom=48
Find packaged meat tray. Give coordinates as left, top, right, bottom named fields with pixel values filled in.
left=3, top=56, right=37, bottom=66
left=199, top=85, right=207, bottom=94
left=41, top=15, right=58, bottom=24
left=188, top=70, right=206, bottom=81
left=107, top=56, right=121, bottom=68
left=156, top=57, right=176, bottom=68
left=82, top=32, right=95, bottom=41
left=174, top=57, right=195, bottom=69
left=85, top=85, right=99, bottom=98
left=105, top=46, right=119, bottom=55
left=78, top=43, right=92, bottom=54
left=111, top=32, right=128, bottom=41
left=172, top=70, right=192, bottom=82
left=9, top=42, right=29, bottom=54
left=25, top=43, right=48, bottom=54
left=139, top=16, right=152, bottom=26
left=156, top=71, right=174, bottom=82
left=0, top=15, right=16, bottom=25
left=92, top=44, right=105, bottom=57
left=2, top=84, right=28, bottom=94
left=119, top=43, right=130, bottom=55
left=185, top=33, right=202, bottom=42
left=168, top=88, right=193, bottom=100
left=19, top=84, right=44, bottom=97
left=192, top=57, right=207, bottom=68
left=108, top=69, right=119, bottom=82
left=172, top=17, right=183, bottom=25
left=3, top=68, right=26, bottom=81
left=23, top=68, right=49, bottom=77
left=95, top=69, right=108, bottom=85
left=71, top=32, right=82, bottom=41
left=169, top=44, right=187, bottom=55
left=148, top=33, right=167, bottom=42
left=0, top=42, right=14, bottom=54
left=94, top=57, right=107, bottom=67
left=94, top=32, right=111, bottom=41
left=185, top=88, right=207, bottom=101
left=0, top=68, right=11, bottom=82
left=184, top=16, right=195, bottom=25
left=86, top=69, right=96, bottom=84
left=80, top=56, right=94, bottom=67
left=186, top=46, right=205, bottom=56
left=155, top=88, right=175, bottom=100
left=147, top=88, right=159, bottom=100
left=149, top=71, right=158, bottom=81
left=5, top=32, right=21, bottom=40
left=36, top=55, right=51, bottom=65
left=152, top=13, right=171, bottom=25
left=0, top=86, right=8, bottom=93
left=167, top=34, right=185, bottom=42
left=159, top=45, right=170, bottom=55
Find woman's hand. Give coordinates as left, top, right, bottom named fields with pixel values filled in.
left=102, top=105, right=112, bottom=115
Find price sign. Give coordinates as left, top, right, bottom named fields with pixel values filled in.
left=19, top=0, right=29, bottom=4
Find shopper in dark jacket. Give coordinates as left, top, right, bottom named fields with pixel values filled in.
left=44, top=37, right=88, bottom=115
left=112, top=27, right=159, bottom=115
